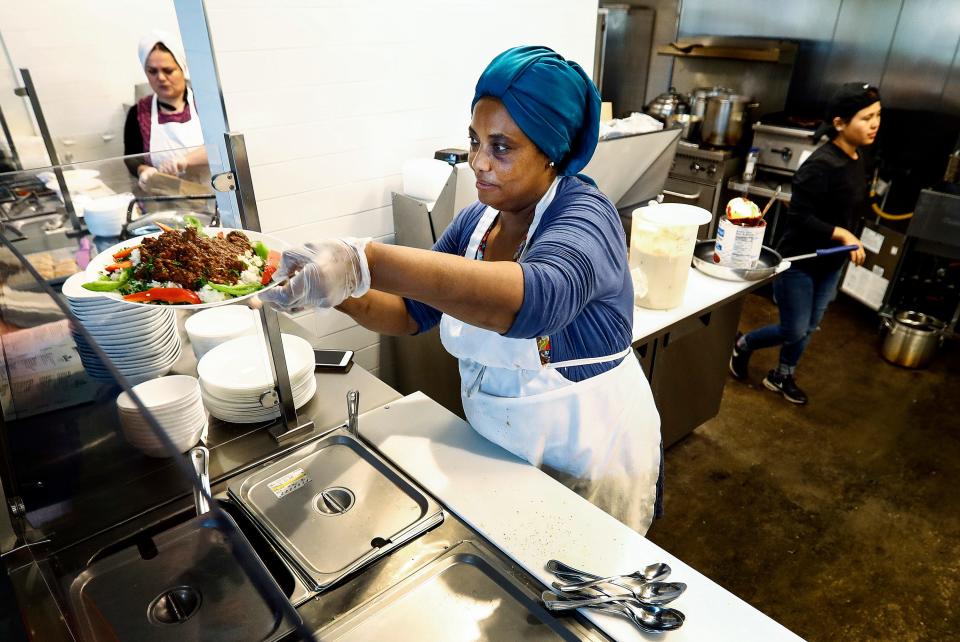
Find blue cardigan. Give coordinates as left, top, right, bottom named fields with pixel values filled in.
left=404, top=176, right=633, bottom=382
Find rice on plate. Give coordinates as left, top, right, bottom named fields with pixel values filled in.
left=83, top=224, right=287, bottom=308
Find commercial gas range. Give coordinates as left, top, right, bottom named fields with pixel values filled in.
left=0, top=173, right=69, bottom=238
left=662, top=142, right=741, bottom=238
left=727, top=119, right=827, bottom=245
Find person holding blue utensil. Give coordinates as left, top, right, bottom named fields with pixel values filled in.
left=730, top=83, right=880, bottom=404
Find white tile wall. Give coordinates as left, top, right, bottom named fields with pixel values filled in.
left=185, top=0, right=599, bottom=371
left=0, top=1, right=182, bottom=163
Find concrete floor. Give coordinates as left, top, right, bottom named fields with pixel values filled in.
left=647, top=291, right=959, bottom=642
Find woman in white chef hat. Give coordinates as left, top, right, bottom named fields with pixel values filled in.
left=123, top=31, right=206, bottom=189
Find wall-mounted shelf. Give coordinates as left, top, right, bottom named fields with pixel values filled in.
left=658, top=38, right=797, bottom=64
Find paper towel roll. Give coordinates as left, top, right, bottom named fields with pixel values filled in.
left=600, top=102, right=613, bottom=123
left=402, top=158, right=453, bottom=202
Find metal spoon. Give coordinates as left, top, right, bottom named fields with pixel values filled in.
left=591, top=601, right=685, bottom=633
left=542, top=585, right=685, bottom=610
left=542, top=592, right=685, bottom=632
left=551, top=580, right=687, bottom=606
left=546, top=559, right=672, bottom=585
left=545, top=560, right=670, bottom=582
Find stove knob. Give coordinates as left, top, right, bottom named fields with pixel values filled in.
left=706, top=165, right=717, bottom=176
left=690, top=162, right=704, bottom=173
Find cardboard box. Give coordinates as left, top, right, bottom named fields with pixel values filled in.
left=143, top=171, right=210, bottom=197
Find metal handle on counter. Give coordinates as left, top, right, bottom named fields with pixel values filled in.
left=190, top=446, right=211, bottom=516
left=662, top=189, right=702, bottom=201
left=347, top=390, right=359, bottom=437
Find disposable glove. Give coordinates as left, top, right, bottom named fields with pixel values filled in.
left=157, top=157, right=188, bottom=176
left=137, top=166, right=158, bottom=190
left=258, top=237, right=371, bottom=311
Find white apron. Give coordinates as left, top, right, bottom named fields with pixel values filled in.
left=439, top=181, right=662, bottom=533
left=148, top=92, right=203, bottom=169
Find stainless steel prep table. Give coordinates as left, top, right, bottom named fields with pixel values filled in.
left=631, top=267, right=776, bottom=447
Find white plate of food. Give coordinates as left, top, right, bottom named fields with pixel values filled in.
left=83, top=226, right=289, bottom=309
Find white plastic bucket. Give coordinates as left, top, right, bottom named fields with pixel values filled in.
left=630, top=202, right=712, bottom=310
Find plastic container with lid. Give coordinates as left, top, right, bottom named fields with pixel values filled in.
left=629, top=202, right=712, bottom=310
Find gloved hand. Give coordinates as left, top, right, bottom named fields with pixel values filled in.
left=137, top=166, right=158, bottom=190
left=157, top=157, right=188, bottom=176
left=258, top=238, right=371, bottom=311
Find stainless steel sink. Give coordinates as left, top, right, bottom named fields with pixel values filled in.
left=227, top=428, right=444, bottom=593
left=217, top=499, right=312, bottom=606
left=68, top=512, right=297, bottom=642
left=316, top=541, right=606, bottom=641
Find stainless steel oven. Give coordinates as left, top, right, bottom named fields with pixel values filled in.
left=663, top=144, right=741, bottom=238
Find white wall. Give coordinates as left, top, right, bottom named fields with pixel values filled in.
left=0, top=1, right=182, bottom=165
left=189, top=0, right=599, bottom=376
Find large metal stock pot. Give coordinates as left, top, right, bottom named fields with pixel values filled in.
left=701, top=94, right=756, bottom=147
left=880, top=310, right=946, bottom=369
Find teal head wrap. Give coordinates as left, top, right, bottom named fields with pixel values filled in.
left=472, top=46, right=601, bottom=177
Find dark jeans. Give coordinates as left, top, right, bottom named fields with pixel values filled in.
left=742, top=266, right=843, bottom=374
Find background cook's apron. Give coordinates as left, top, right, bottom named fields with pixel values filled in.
left=148, top=92, right=203, bottom=169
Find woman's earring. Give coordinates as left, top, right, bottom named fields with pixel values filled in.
left=548, top=161, right=555, bottom=167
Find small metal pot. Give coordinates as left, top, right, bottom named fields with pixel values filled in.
left=665, top=113, right=701, bottom=140
left=880, top=311, right=946, bottom=369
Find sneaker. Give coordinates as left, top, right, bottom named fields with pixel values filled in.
left=762, top=370, right=808, bottom=405
left=729, top=332, right=752, bottom=380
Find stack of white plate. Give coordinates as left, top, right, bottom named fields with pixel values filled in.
left=62, top=272, right=182, bottom=386
left=185, top=305, right=258, bottom=360
left=116, top=375, right=207, bottom=457
left=197, top=333, right=316, bottom=423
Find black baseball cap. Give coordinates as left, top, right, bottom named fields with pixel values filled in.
left=814, top=82, right=881, bottom=140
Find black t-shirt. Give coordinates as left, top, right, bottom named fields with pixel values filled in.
left=777, top=142, right=868, bottom=274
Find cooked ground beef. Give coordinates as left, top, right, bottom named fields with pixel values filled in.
left=134, top=228, right=252, bottom=289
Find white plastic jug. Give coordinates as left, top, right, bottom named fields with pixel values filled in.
left=630, top=202, right=712, bottom=310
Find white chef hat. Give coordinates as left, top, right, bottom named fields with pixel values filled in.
left=138, top=30, right=189, bottom=78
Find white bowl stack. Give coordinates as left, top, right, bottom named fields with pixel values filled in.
left=185, top=305, right=258, bottom=360
left=197, top=333, right=316, bottom=423
left=82, top=192, right=134, bottom=237
left=63, top=272, right=182, bottom=386
left=117, top=375, right=207, bottom=457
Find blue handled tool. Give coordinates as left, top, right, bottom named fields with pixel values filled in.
left=783, top=244, right=860, bottom=262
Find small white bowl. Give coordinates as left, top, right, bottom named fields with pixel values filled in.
left=185, top=306, right=258, bottom=360
left=84, top=193, right=133, bottom=237
left=122, top=423, right=205, bottom=457
left=117, top=375, right=201, bottom=413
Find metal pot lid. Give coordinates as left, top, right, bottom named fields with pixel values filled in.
left=707, top=93, right=755, bottom=104
left=692, top=86, right=732, bottom=98
left=894, top=310, right=945, bottom=331
left=649, top=87, right=689, bottom=107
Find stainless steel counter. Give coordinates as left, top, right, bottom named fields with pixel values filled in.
left=3, top=311, right=610, bottom=641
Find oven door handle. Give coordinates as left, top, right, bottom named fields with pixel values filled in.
left=662, top=188, right=703, bottom=200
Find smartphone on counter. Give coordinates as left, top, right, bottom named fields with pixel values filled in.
left=314, top=349, right=354, bottom=372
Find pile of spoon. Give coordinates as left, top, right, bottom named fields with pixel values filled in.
left=541, top=559, right=687, bottom=634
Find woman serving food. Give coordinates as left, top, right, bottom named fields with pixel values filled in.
left=259, top=46, right=663, bottom=533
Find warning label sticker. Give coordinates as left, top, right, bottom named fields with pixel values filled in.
left=268, top=468, right=311, bottom=499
